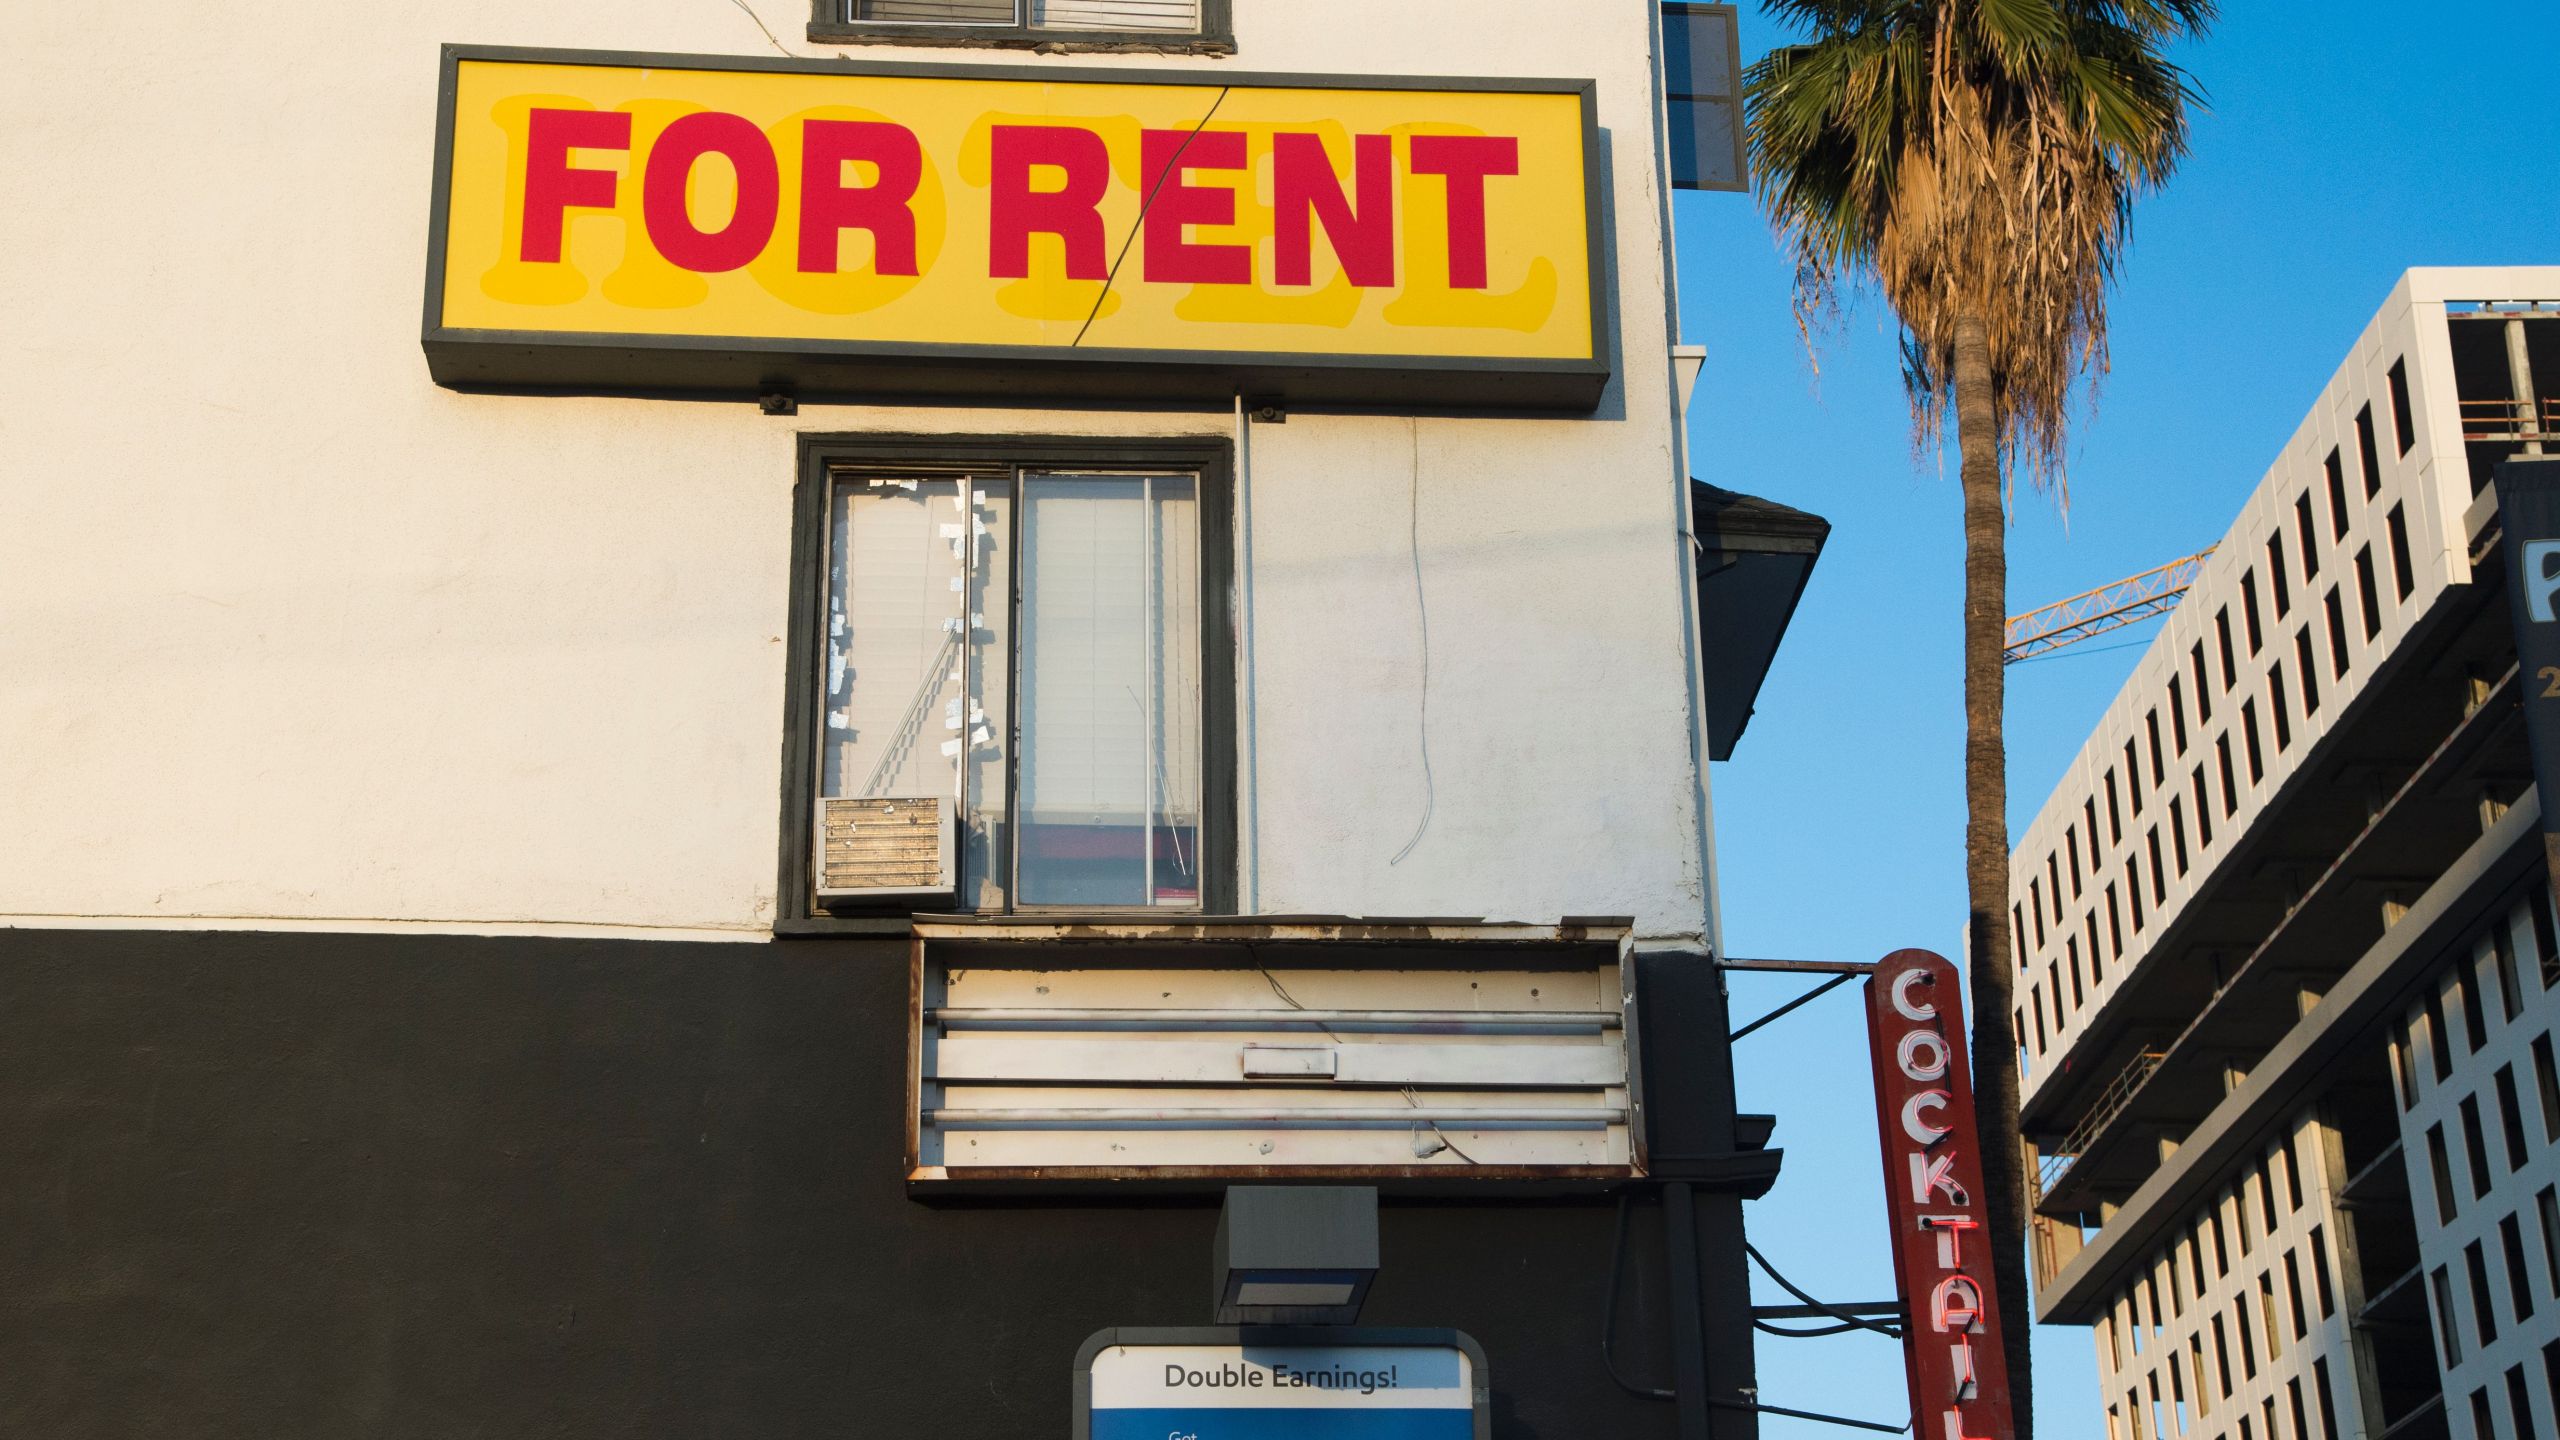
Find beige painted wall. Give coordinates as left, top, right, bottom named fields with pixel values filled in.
left=0, top=1, right=1710, bottom=940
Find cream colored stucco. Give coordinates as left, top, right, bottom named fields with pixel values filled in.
left=0, top=1, right=1711, bottom=940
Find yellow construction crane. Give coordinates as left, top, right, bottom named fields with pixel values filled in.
left=2004, top=547, right=2217, bottom=663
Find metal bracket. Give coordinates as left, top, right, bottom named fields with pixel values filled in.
left=1748, top=1302, right=1905, bottom=1321
left=1715, top=956, right=1877, bottom=975
left=1644, top=1150, right=1784, bottom=1197
left=1730, top=972, right=1855, bottom=1041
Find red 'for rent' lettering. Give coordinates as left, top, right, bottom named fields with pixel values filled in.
left=988, top=125, right=1111, bottom=281
left=516, top=115, right=1528, bottom=293
left=1409, top=134, right=1519, bottom=289
left=642, top=111, right=781, bottom=273
left=798, top=120, right=925, bottom=276
left=1273, top=133, right=1395, bottom=288
left=1140, top=128, right=1251, bottom=286
left=520, top=108, right=632, bottom=263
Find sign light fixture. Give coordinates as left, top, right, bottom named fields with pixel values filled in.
left=1213, top=1185, right=1379, bottom=1326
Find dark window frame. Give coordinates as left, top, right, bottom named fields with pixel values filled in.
left=2388, top=359, right=2416, bottom=457
left=2469, top=1238, right=2501, bottom=1347
left=778, top=432, right=1239, bottom=935
left=2356, top=403, right=2382, bottom=499
left=2386, top=503, right=2416, bottom=601
left=2500, top=1065, right=2531, bottom=1172
left=808, top=0, right=1238, bottom=54
left=2309, top=1224, right=2336, bottom=1316
left=2355, top=545, right=2382, bottom=640
left=2465, top=1093, right=2495, bottom=1198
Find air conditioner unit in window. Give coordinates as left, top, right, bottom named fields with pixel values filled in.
left=817, top=795, right=956, bottom=901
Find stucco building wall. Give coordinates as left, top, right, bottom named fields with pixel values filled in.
left=0, top=0, right=1710, bottom=940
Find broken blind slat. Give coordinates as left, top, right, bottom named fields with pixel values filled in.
left=1663, top=3, right=1746, bottom=192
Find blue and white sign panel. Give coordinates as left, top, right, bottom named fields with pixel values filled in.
left=1077, top=1332, right=1486, bottom=1440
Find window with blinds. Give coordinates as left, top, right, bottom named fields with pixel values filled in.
left=1662, top=3, right=1747, bottom=192
left=820, top=465, right=1202, bottom=912
left=846, top=0, right=1205, bottom=36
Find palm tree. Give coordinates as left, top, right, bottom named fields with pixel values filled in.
left=1743, top=2, right=2212, bottom=1431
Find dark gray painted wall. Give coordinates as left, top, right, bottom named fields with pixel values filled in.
left=0, top=928, right=1713, bottom=1439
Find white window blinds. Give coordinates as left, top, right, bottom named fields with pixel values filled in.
left=824, top=478, right=970, bottom=802
left=851, top=0, right=1202, bottom=32
left=1030, top=0, right=1200, bottom=33
left=821, top=467, right=1198, bottom=911
left=1663, top=2, right=1747, bottom=192
left=1015, top=473, right=1200, bottom=906
left=823, top=475, right=1013, bottom=905
left=854, top=0, right=1017, bottom=22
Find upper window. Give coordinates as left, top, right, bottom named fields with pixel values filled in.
left=1662, top=3, right=1746, bottom=192
left=811, top=0, right=1233, bottom=50
left=784, top=438, right=1233, bottom=930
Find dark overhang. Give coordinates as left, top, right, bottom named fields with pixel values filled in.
left=1692, top=479, right=1830, bottom=761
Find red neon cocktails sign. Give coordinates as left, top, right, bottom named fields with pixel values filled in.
left=1866, top=949, right=2014, bottom=1440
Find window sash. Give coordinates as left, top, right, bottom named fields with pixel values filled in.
left=1013, top=471, right=1202, bottom=909
left=855, top=0, right=1019, bottom=23
left=844, top=0, right=1205, bottom=35
left=819, top=463, right=1203, bottom=913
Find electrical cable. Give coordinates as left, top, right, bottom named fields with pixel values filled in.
left=723, top=0, right=793, bottom=56
left=1744, top=1240, right=1906, bottom=1341
left=1257, top=963, right=1476, bottom=1164
left=1600, top=1192, right=1677, bottom=1402
left=1603, top=1195, right=1910, bottom=1434
left=1388, top=419, right=1435, bottom=866
left=1071, top=87, right=1232, bottom=347
left=1754, top=1317, right=1894, bottom=1338
left=1710, top=1397, right=1912, bottom=1435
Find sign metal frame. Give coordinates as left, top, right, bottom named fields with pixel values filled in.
left=420, top=45, right=1615, bottom=412
left=1071, top=1326, right=1491, bottom=1440
left=2494, top=456, right=2560, bottom=892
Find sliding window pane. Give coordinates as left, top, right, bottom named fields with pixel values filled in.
left=1016, top=472, right=1201, bottom=907
left=856, top=0, right=1020, bottom=22
left=963, top=484, right=1015, bottom=907
left=827, top=477, right=963, bottom=800
left=1034, top=0, right=1203, bottom=32
left=822, top=474, right=1013, bottom=904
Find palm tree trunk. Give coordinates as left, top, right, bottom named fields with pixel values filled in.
left=1954, top=311, right=2033, bottom=1440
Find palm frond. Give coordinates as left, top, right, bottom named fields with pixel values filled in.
left=1743, top=0, right=2211, bottom=493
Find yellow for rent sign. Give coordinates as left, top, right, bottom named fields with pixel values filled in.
left=423, top=47, right=1610, bottom=408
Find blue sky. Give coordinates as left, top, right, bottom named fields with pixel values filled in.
left=1685, top=3, right=2556, bottom=1434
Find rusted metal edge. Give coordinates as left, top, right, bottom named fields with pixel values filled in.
left=926, top=1006, right=1622, bottom=1029
left=910, top=917, right=1632, bottom=945
left=909, top=1163, right=1638, bottom=1186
